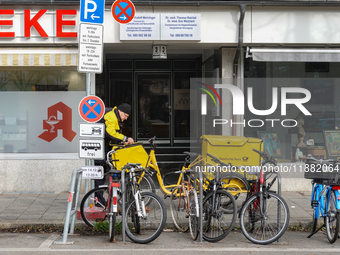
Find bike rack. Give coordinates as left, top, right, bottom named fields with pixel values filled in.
left=55, top=167, right=127, bottom=244
left=55, top=168, right=83, bottom=245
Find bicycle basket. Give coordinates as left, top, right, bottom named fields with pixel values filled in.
left=111, top=143, right=149, bottom=170
left=304, top=157, right=340, bottom=185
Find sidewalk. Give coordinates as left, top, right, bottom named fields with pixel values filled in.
left=0, top=191, right=313, bottom=229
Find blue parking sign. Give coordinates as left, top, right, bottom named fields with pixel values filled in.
left=80, top=0, right=105, bottom=24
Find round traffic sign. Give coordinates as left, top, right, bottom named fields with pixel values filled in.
left=111, top=0, right=135, bottom=24
left=79, top=95, right=105, bottom=123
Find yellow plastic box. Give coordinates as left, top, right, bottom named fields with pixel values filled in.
left=111, top=143, right=149, bottom=170
left=201, top=135, right=263, bottom=167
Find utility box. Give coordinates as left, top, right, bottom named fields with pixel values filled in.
left=201, top=135, right=263, bottom=166
left=111, top=143, right=149, bottom=170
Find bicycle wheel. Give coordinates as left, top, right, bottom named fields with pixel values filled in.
left=240, top=192, right=290, bottom=245
left=202, top=189, right=237, bottom=242
left=80, top=187, right=109, bottom=228
left=189, top=188, right=199, bottom=240
left=125, top=192, right=166, bottom=244
left=170, top=185, right=189, bottom=232
left=219, top=172, right=249, bottom=212
left=109, top=198, right=116, bottom=242
left=325, top=189, right=339, bottom=243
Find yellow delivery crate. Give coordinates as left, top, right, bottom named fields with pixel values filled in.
left=111, top=143, right=149, bottom=170
left=201, top=135, right=263, bottom=167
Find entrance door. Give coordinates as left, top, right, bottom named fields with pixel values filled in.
left=137, top=73, right=171, bottom=140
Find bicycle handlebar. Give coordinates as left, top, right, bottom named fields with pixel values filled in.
left=174, top=169, right=196, bottom=174
left=147, top=136, right=157, bottom=149
left=252, top=148, right=276, bottom=165
left=206, top=153, right=232, bottom=167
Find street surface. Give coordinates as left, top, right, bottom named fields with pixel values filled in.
left=1, top=230, right=340, bottom=255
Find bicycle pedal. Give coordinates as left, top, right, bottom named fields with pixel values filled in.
left=311, top=200, right=319, bottom=208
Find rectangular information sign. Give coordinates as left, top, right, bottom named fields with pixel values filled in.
left=81, top=166, right=104, bottom=179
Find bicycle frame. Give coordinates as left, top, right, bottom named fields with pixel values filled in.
left=143, top=145, right=205, bottom=196
left=128, top=166, right=147, bottom=218
left=312, top=181, right=340, bottom=220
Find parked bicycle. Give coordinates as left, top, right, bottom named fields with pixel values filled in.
left=305, top=154, right=340, bottom=243
left=194, top=152, right=249, bottom=212
left=239, top=148, right=290, bottom=245
left=80, top=150, right=167, bottom=244
left=170, top=168, right=199, bottom=240
left=80, top=152, right=121, bottom=242
left=122, top=163, right=167, bottom=244
left=196, top=153, right=238, bottom=242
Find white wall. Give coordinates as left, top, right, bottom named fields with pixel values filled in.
left=0, top=159, right=84, bottom=192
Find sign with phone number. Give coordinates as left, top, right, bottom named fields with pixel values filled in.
left=81, top=166, right=104, bottom=179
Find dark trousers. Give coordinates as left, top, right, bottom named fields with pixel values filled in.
left=94, top=163, right=109, bottom=206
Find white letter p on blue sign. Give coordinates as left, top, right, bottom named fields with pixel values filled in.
left=80, top=0, right=105, bottom=24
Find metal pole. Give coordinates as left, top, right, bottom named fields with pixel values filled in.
left=69, top=170, right=83, bottom=234
left=84, top=73, right=91, bottom=199
left=121, top=169, right=126, bottom=242
left=55, top=168, right=81, bottom=245
left=277, top=172, right=282, bottom=243
left=198, top=169, right=203, bottom=243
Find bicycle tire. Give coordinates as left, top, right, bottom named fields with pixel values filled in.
left=325, top=189, right=339, bottom=243
left=125, top=192, right=166, bottom=244
left=189, top=188, right=199, bottom=240
left=170, top=185, right=189, bottom=232
left=219, top=172, right=249, bottom=212
left=109, top=198, right=116, bottom=242
left=202, top=189, right=237, bottom=242
left=80, top=186, right=109, bottom=228
left=240, top=192, right=290, bottom=245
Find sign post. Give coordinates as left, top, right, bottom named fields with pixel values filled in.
left=78, top=0, right=105, bottom=193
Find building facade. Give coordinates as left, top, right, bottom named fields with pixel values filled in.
left=1, top=0, right=340, bottom=192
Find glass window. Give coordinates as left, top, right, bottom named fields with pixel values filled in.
left=0, top=68, right=86, bottom=92
left=244, top=57, right=340, bottom=162
left=109, top=71, right=133, bottom=137
left=0, top=67, right=86, bottom=156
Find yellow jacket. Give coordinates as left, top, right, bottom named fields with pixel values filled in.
left=104, top=107, right=126, bottom=142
